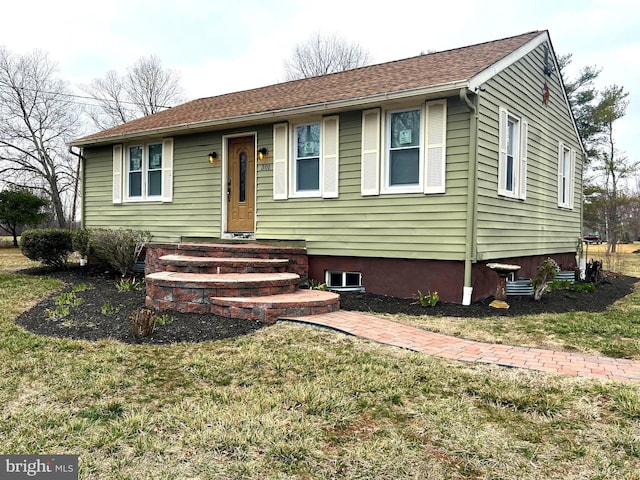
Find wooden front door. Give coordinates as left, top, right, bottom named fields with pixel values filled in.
left=226, top=136, right=256, bottom=232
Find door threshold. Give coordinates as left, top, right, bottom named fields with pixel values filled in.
left=222, top=232, right=255, bottom=240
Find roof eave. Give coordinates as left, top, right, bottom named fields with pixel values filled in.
left=69, top=80, right=470, bottom=147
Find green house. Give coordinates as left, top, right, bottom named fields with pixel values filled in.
left=70, top=30, right=583, bottom=304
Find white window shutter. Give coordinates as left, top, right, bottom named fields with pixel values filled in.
left=557, top=142, right=564, bottom=206
left=424, top=100, right=447, bottom=194
left=569, top=148, right=576, bottom=209
left=273, top=123, right=288, bottom=200
left=162, top=138, right=174, bottom=202
left=112, top=144, right=123, bottom=204
left=498, top=107, right=509, bottom=196
left=361, top=109, right=380, bottom=196
left=321, top=115, right=340, bottom=198
left=519, top=120, right=528, bottom=200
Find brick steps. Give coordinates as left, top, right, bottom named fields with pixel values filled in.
left=144, top=242, right=339, bottom=323
left=210, top=290, right=339, bottom=323
left=159, top=254, right=289, bottom=274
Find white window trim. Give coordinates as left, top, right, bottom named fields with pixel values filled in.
left=290, top=121, right=322, bottom=198
left=116, top=138, right=173, bottom=203
left=284, top=116, right=340, bottom=199
left=381, top=106, right=424, bottom=194
left=558, top=142, right=575, bottom=209
left=498, top=107, right=527, bottom=200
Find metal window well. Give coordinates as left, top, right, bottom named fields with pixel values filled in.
left=506, top=271, right=575, bottom=296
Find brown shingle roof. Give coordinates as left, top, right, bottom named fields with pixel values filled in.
left=73, top=31, right=542, bottom=145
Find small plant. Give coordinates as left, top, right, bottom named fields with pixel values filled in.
left=56, top=292, right=83, bottom=308
left=570, top=282, right=596, bottom=293
left=101, top=301, right=121, bottom=315
left=307, top=279, right=329, bottom=291
left=532, top=258, right=560, bottom=301
left=549, top=279, right=571, bottom=292
left=129, top=309, right=173, bottom=337
left=414, top=290, right=439, bottom=307
left=72, top=283, right=94, bottom=293
left=46, top=305, right=70, bottom=320
left=46, top=291, right=82, bottom=319
left=116, top=277, right=145, bottom=292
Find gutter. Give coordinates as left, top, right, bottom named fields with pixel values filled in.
left=459, top=88, right=479, bottom=305
left=69, top=80, right=470, bottom=147
left=68, top=147, right=85, bottom=228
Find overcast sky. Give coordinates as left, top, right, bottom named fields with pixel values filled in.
left=1, top=0, right=638, bottom=162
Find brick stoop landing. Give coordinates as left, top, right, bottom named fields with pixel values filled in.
left=144, top=242, right=339, bottom=322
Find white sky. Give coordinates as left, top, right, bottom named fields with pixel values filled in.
left=1, top=0, right=638, bottom=161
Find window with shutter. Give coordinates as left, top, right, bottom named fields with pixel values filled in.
left=558, top=142, right=575, bottom=209
left=121, top=138, right=173, bottom=202
left=287, top=117, right=340, bottom=198
left=498, top=107, right=527, bottom=200
left=379, top=100, right=447, bottom=195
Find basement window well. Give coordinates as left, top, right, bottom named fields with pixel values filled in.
left=325, top=271, right=364, bottom=292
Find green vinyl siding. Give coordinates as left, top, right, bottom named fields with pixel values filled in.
left=83, top=102, right=471, bottom=259
left=475, top=43, right=583, bottom=261
left=83, top=126, right=269, bottom=242
left=256, top=101, right=471, bottom=260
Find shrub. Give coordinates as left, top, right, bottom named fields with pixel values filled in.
left=72, top=228, right=90, bottom=258
left=20, top=229, right=73, bottom=268
left=532, top=258, right=560, bottom=300
left=89, top=228, right=151, bottom=277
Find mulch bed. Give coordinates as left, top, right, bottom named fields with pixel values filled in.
left=14, top=266, right=638, bottom=345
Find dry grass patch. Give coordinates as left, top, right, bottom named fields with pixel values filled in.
left=3, top=247, right=640, bottom=478
left=387, top=247, right=640, bottom=359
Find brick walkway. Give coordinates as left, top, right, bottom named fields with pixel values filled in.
left=283, top=311, right=640, bottom=382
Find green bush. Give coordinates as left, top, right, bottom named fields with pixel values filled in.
left=71, top=228, right=90, bottom=257
left=20, top=229, right=73, bottom=268
left=89, top=228, right=151, bottom=277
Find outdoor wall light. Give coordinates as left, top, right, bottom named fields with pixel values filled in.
left=258, top=147, right=268, bottom=160
left=208, top=152, right=218, bottom=164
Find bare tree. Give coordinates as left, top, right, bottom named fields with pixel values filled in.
left=0, top=47, right=81, bottom=227
left=82, top=54, right=185, bottom=129
left=283, top=32, right=371, bottom=80
left=592, top=85, right=635, bottom=252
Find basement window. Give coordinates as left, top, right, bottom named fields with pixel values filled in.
left=325, top=271, right=364, bottom=292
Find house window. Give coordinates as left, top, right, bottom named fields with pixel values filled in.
left=385, top=108, right=422, bottom=192
left=126, top=142, right=163, bottom=200
left=325, top=270, right=363, bottom=292
left=558, top=143, right=575, bottom=209
left=294, top=123, right=320, bottom=194
left=498, top=107, right=528, bottom=200
left=276, top=116, right=339, bottom=199
left=360, top=101, right=446, bottom=196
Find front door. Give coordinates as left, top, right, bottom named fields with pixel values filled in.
left=226, top=136, right=256, bottom=233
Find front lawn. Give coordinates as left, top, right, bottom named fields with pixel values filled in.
left=2, top=247, right=640, bottom=479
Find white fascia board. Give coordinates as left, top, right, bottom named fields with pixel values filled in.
left=469, top=30, right=586, bottom=158
left=69, top=81, right=469, bottom=147
left=468, top=32, right=548, bottom=91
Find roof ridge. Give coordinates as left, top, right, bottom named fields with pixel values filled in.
left=191, top=30, right=544, bottom=103
left=71, top=30, right=546, bottom=145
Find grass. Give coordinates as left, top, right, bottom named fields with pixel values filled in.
left=390, top=243, right=640, bottom=360
left=2, top=247, right=640, bottom=478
